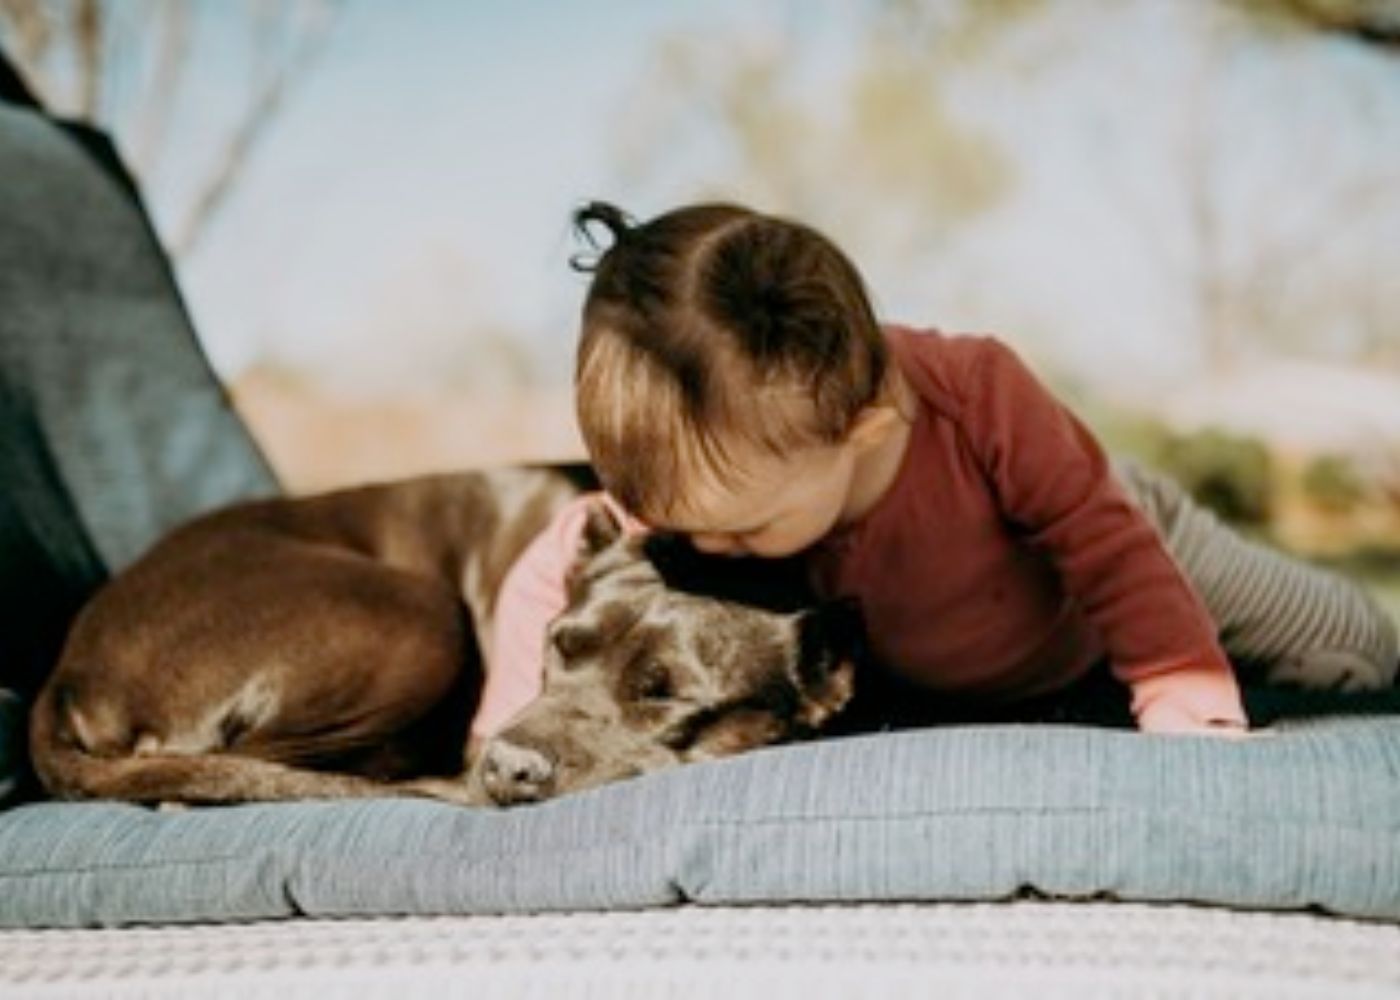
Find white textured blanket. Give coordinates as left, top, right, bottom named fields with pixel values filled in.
left=2, top=901, right=1398, bottom=998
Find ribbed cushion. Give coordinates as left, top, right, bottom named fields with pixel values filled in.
left=3, top=717, right=1398, bottom=929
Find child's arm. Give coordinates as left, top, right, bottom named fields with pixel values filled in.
left=959, top=337, right=1248, bottom=735
left=473, top=492, right=646, bottom=743
left=471, top=499, right=583, bottom=742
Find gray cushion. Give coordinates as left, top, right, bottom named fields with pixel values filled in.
left=2, top=717, right=1398, bottom=929
left=0, top=100, right=277, bottom=578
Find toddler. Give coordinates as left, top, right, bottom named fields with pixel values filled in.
left=567, top=200, right=1400, bottom=736
left=474, top=200, right=1398, bottom=742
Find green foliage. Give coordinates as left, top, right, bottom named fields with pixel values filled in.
left=1154, top=428, right=1275, bottom=526
left=1080, top=404, right=1278, bottom=527
left=1086, top=410, right=1174, bottom=467
left=1301, top=453, right=1368, bottom=514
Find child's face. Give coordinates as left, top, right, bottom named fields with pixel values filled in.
left=648, top=438, right=861, bottom=558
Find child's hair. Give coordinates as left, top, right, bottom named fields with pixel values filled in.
left=571, top=200, right=888, bottom=521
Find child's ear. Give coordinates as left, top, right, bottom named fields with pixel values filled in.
left=845, top=403, right=904, bottom=450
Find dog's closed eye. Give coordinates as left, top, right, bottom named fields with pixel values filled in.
left=628, top=662, right=675, bottom=702
left=551, top=624, right=600, bottom=660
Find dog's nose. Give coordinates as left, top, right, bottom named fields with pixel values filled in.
left=480, top=739, right=556, bottom=805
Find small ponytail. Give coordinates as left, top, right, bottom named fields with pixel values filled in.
left=570, top=200, right=636, bottom=272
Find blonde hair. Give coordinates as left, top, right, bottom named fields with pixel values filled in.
left=572, top=201, right=886, bottom=521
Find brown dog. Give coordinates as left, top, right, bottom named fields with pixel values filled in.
left=476, top=518, right=860, bottom=804
left=29, top=466, right=859, bottom=807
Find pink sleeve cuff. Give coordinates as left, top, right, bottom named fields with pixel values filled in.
left=470, top=491, right=647, bottom=741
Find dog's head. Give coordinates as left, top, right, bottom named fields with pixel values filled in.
left=472, top=498, right=862, bottom=806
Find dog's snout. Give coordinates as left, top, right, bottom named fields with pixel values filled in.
left=480, top=739, right=556, bottom=805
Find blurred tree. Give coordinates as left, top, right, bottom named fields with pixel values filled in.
left=1155, top=428, right=1275, bottom=526
left=1232, top=0, right=1400, bottom=46
left=614, top=2, right=1033, bottom=259
left=1218, top=1, right=1399, bottom=367
left=616, top=0, right=1397, bottom=377
left=1162, top=4, right=1398, bottom=373
left=0, top=0, right=341, bottom=257
left=1301, top=453, right=1368, bottom=513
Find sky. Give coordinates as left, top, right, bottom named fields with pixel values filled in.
left=59, top=0, right=1399, bottom=408
left=170, top=0, right=760, bottom=387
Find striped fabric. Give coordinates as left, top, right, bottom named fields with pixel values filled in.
left=1117, top=460, right=1398, bottom=689
left=2, top=716, right=1399, bottom=929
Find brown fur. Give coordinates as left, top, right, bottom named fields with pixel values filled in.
left=29, top=467, right=858, bottom=808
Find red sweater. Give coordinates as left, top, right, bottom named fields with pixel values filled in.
left=473, top=327, right=1248, bottom=739
left=808, top=327, right=1247, bottom=730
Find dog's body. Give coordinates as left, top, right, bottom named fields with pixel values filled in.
left=30, top=466, right=857, bottom=807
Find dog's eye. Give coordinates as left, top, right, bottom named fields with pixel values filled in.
left=551, top=624, right=597, bottom=660
left=633, top=664, right=674, bottom=702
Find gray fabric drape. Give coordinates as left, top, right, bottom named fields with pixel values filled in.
left=0, top=68, right=277, bottom=749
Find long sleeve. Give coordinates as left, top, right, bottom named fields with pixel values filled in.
left=470, top=498, right=584, bottom=741
left=471, top=492, right=646, bottom=741
left=959, top=337, right=1247, bottom=731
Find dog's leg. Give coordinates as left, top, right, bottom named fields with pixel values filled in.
left=30, top=663, right=488, bottom=807
left=33, top=710, right=485, bottom=807
left=46, top=750, right=400, bottom=804
left=396, top=775, right=484, bottom=807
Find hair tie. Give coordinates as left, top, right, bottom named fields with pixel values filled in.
left=570, top=200, right=636, bottom=272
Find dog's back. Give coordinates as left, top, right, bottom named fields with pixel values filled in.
left=28, top=461, right=865, bottom=808
left=29, top=467, right=582, bottom=803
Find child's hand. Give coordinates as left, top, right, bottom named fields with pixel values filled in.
left=1138, top=703, right=1267, bottom=739
left=1153, top=720, right=1271, bottom=740
left=1192, top=721, right=1273, bottom=741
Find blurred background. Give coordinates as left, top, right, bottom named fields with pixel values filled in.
left=2, top=0, right=1398, bottom=611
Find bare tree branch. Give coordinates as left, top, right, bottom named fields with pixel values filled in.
left=0, top=0, right=55, bottom=96
left=1232, top=0, right=1400, bottom=47
left=1, top=0, right=342, bottom=261
left=73, top=0, right=102, bottom=118
left=170, top=1, right=340, bottom=258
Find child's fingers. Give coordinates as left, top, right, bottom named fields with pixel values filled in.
left=1179, top=723, right=1276, bottom=740
left=1139, top=710, right=1274, bottom=739
left=1200, top=725, right=1275, bottom=741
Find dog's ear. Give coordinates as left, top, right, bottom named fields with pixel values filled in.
left=799, top=599, right=865, bottom=667
left=579, top=498, right=624, bottom=557
left=795, top=656, right=856, bottom=729
left=792, top=599, right=864, bottom=728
